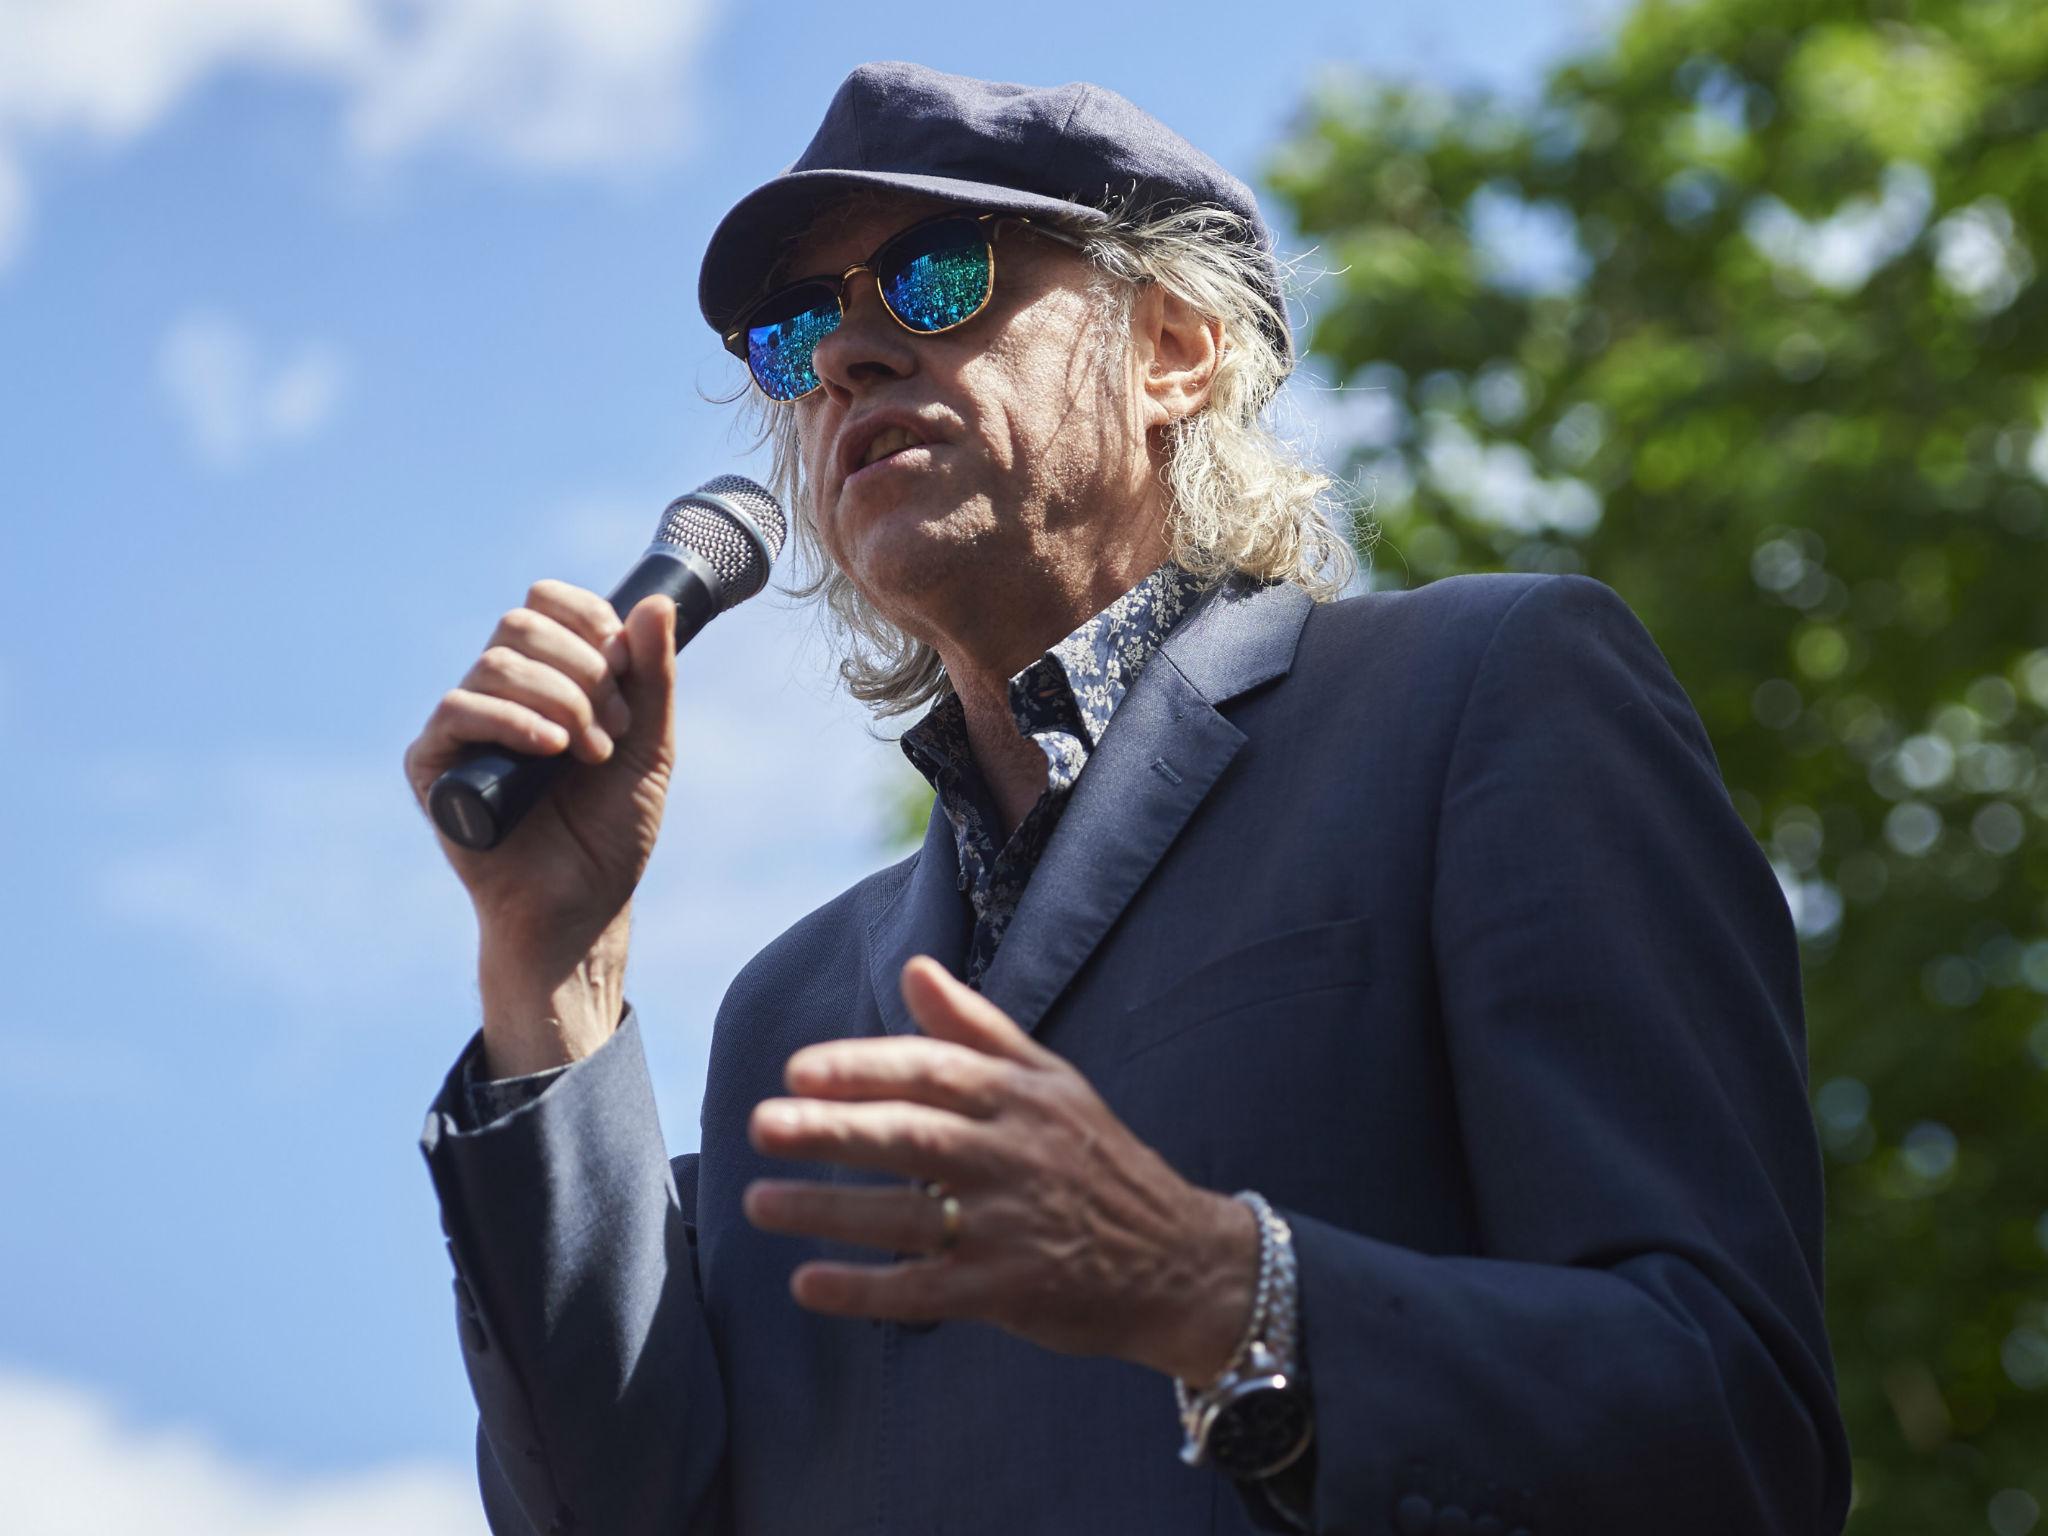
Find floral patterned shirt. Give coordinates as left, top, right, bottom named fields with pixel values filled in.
left=897, top=558, right=1209, bottom=989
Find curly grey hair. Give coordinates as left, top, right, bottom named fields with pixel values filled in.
left=722, top=197, right=1361, bottom=718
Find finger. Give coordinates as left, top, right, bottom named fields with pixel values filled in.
left=899, top=955, right=1058, bottom=1067
left=749, top=1096, right=993, bottom=1182
left=742, top=1178, right=948, bottom=1254
left=784, top=1037, right=1012, bottom=1118
left=789, top=1255, right=973, bottom=1321
left=616, top=594, right=677, bottom=756
left=431, top=687, right=576, bottom=762
left=489, top=605, right=632, bottom=738
left=406, top=688, right=575, bottom=808
left=463, top=645, right=614, bottom=764
left=524, top=578, right=627, bottom=669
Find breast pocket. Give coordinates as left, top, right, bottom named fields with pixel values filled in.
left=1107, top=915, right=1376, bottom=1200
left=1115, top=914, right=1372, bottom=1063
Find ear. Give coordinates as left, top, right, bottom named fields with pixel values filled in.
left=1133, top=284, right=1223, bottom=433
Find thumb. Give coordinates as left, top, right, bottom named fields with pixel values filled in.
left=900, top=956, right=1051, bottom=1066
left=615, top=593, right=678, bottom=762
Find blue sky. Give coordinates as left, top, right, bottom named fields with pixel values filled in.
left=0, top=1, right=1615, bottom=1527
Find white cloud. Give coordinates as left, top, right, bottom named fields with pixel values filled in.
left=262, top=344, right=347, bottom=440
left=341, top=0, right=714, bottom=171
left=0, top=1367, right=484, bottom=1536
left=156, top=311, right=346, bottom=465
left=0, top=0, right=716, bottom=274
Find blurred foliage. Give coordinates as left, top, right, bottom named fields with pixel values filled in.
left=1264, top=0, right=2048, bottom=1528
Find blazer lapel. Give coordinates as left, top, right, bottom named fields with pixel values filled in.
left=866, top=572, right=1314, bottom=1041
left=867, top=794, right=976, bottom=1038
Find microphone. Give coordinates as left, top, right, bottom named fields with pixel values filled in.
left=428, top=474, right=788, bottom=852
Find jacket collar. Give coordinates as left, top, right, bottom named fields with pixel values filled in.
left=865, top=571, right=1315, bottom=1041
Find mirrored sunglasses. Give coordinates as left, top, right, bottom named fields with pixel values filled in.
left=722, top=210, right=1085, bottom=402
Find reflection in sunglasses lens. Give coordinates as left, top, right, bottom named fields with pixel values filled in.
left=748, top=293, right=839, bottom=400
left=883, top=223, right=991, bottom=332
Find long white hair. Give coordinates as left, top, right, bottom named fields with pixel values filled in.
left=723, top=197, right=1361, bottom=718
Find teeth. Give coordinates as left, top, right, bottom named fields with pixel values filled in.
left=861, top=425, right=924, bottom=467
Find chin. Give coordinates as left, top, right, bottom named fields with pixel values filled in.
left=841, top=513, right=1005, bottom=627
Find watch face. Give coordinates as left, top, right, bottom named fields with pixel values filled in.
left=1208, top=1383, right=1313, bottom=1479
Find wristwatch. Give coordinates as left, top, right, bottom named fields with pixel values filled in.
left=1176, top=1191, right=1315, bottom=1480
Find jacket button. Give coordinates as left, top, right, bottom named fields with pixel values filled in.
left=1395, top=1494, right=1435, bottom=1535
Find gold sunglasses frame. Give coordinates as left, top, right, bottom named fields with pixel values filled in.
left=721, top=210, right=1088, bottom=401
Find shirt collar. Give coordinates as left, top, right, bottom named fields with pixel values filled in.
left=899, top=558, right=1205, bottom=790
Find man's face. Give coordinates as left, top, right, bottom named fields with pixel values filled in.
left=780, top=193, right=1158, bottom=648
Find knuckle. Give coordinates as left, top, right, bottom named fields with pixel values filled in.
left=928, top=1052, right=979, bottom=1102
left=502, top=606, right=548, bottom=646
left=478, top=644, right=525, bottom=681
left=562, top=689, right=595, bottom=730
left=793, top=1050, right=839, bottom=1092
left=904, top=1115, right=949, bottom=1163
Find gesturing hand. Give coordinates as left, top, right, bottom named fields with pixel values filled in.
left=743, top=956, right=1258, bottom=1385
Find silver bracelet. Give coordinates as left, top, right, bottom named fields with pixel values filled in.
left=1174, top=1189, right=1287, bottom=1425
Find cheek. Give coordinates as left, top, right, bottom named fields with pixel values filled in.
left=796, top=409, right=830, bottom=479
left=971, top=314, right=1113, bottom=469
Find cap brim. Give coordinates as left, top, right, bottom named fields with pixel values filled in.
left=698, top=169, right=1112, bottom=338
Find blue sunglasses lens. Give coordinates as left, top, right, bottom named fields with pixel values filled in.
left=746, top=282, right=839, bottom=400
left=880, top=219, right=992, bottom=332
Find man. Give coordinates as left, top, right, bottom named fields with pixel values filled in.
left=407, top=62, right=1851, bottom=1535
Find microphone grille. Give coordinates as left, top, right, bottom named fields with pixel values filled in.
left=653, top=475, right=789, bottom=608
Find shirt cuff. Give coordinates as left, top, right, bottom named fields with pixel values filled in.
left=459, top=1039, right=574, bottom=1125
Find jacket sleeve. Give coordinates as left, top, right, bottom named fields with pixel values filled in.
left=419, top=1005, right=730, bottom=1535
left=1271, top=573, right=1850, bottom=1535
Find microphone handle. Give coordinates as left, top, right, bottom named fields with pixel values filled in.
left=428, top=547, right=724, bottom=852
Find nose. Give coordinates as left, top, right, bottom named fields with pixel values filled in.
left=809, top=269, right=918, bottom=399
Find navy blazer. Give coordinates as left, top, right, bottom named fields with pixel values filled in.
left=420, top=569, right=1852, bottom=1535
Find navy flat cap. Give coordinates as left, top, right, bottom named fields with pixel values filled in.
left=698, top=61, right=1292, bottom=368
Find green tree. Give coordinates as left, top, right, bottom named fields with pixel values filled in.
left=1265, top=1, right=2048, bottom=1528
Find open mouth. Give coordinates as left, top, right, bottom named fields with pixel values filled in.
left=858, top=424, right=928, bottom=469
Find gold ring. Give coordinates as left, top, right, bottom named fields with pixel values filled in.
left=921, top=1179, right=963, bottom=1254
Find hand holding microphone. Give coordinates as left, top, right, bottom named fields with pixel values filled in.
left=401, top=476, right=785, bottom=1074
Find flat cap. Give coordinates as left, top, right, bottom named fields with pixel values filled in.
left=698, top=61, right=1292, bottom=367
